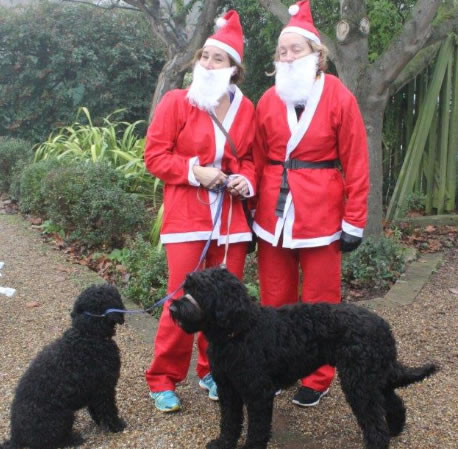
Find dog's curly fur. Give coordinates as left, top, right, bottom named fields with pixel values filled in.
left=0, top=284, right=127, bottom=449
left=169, top=267, right=437, bottom=449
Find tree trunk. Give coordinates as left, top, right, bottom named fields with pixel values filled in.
left=149, top=54, right=188, bottom=121
left=358, top=93, right=388, bottom=236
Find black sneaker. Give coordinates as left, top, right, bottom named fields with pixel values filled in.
left=292, top=387, right=329, bottom=407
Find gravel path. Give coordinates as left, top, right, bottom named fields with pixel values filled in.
left=0, top=212, right=456, bottom=449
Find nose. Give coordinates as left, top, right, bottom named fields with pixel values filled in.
left=200, top=59, right=213, bottom=70
left=284, top=51, right=295, bottom=63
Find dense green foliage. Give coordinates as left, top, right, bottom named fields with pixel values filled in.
left=342, top=236, right=406, bottom=289
left=16, top=158, right=63, bottom=216
left=43, top=161, right=147, bottom=248
left=34, top=108, right=162, bottom=204
left=122, top=234, right=168, bottom=315
left=17, top=159, right=148, bottom=248
left=0, top=2, right=164, bottom=142
left=0, top=137, right=34, bottom=192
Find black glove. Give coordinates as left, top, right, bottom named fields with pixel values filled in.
left=340, top=231, right=362, bottom=253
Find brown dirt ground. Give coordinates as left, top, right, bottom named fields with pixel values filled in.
left=0, top=212, right=457, bottom=449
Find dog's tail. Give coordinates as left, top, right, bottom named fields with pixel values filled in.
left=388, top=362, right=437, bottom=389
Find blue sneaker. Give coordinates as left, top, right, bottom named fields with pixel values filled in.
left=150, top=390, right=181, bottom=412
left=199, top=373, right=219, bottom=401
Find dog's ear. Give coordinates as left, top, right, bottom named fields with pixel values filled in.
left=213, top=272, right=252, bottom=334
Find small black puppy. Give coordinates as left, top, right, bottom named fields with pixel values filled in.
left=169, top=267, right=437, bottom=449
left=0, top=284, right=127, bottom=449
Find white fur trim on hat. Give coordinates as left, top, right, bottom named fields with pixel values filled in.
left=215, top=17, right=227, bottom=29
left=280, top=25, right=321, bottom=45
left=288, top=4, right=300, bottom=16
left=204, top=37, right=241, bottom=64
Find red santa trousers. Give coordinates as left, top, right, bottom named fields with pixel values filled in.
left=145, top=240, right=247, bottom=392
left=258, top=238, right=341, bottom=392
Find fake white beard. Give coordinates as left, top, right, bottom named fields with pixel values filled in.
left=275, top=53, right=319, bottom=105
left=187, top=63, right=236, bottom=111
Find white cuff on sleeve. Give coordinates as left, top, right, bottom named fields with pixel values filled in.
left=188, top=156, right=200, bottom=186
left=342, top=220, right=364, bottom=237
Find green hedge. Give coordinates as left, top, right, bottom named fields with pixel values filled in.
left=342, top=236, right=406, bottom=289
left=0, top=2, right=164, bottom=142
left=0, top=137, right=34, bottom=193
left=17, top=159, right=148, bottom=248
left=122, top=234, right=168, bottom=316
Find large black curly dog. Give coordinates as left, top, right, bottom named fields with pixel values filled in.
left=169, top=267, right=437, bottom=449
left=0, top=284, right=127, bottom=449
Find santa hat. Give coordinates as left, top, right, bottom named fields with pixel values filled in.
left=280, top=1, right=321, bottom=45
left=204, top=10, right=244, bottom=65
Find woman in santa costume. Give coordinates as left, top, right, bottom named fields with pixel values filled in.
left=253, top=0, right=369, bottom=407
left=144, top=10, right=256, bottom=412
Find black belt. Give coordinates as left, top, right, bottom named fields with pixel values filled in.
left=269, top=158, right=338, bottom=217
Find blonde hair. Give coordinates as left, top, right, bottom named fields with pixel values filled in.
left=191, top=48, right=245, bottom=84
left=268, top=38, right=329, bottom=76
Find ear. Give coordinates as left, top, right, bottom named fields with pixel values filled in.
left=214, top=275, right=251, bottom=333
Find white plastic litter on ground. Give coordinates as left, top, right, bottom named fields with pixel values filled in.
left=0, top=286, right=16, bottom=297
left=0, top=261, right=16, bottom=296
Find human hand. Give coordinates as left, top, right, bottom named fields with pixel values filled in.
left=227, top=175, right=249, bottom=197
left=340, top=231, right=362, bottom=253
left=193, top=166, right=228, bottom=189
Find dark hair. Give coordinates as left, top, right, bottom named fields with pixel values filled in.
left=191, top=48, right=245, bottom=84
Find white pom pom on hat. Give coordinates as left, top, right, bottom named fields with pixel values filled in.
left=215, top=17, right=227, bottom=29
left=204, top=10, right=244, bottom=64
left=280, top=1, right=321, bottom=45
left=288, top=4, right=300, bottom=16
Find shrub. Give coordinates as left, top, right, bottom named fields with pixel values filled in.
left=0, top=2, right=164, bottom=142
left=243, top=252, right=260, bottom=298
left=0, top=137, right=34, bottom=193
left=42, top=161, right=147, bottom=248
left=34, top=108, right=161, bottom=204
left=17, top=158, right=63, bottom=215
left=342, top=236, right=406, bottom=289
left=122, top=234, right=168, bottom=316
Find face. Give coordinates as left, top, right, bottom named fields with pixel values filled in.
left=277, top=32, right=312, bottom=63
left=200, top=45, right=231, bottom=70
left=169, top=295, right=206, bottom=334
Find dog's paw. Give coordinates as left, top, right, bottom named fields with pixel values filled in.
left=240, top=444, right=267, bottom=449
left=206, top=438, right=236, bottom=449
left=104, top=417, right=127, bottom=433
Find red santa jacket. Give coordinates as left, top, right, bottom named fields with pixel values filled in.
left=144, top=85, right=256, bottom=244
left=253, top=74, right=369, bottom=248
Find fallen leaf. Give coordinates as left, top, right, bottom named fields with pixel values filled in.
left=425, top=225, right=436, bottom=233
left=26, top=301, right=41, bottom=308
left=28, top=217, right=43, bottom=225
left=449, top=288, right=458, bottom=295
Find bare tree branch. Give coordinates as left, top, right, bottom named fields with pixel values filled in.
left=389, top=41, right=441, bottom=96
left=61, top=0, right=141, bottom=12
left=372, top=0, right=443, bottom=95
left=123, top=0, right=180, bottom=51
left=258, top=0, right=289, bottom=24
left=422, top=8, right=458, bottom=47
left=186, top=0, right=223, bottom=58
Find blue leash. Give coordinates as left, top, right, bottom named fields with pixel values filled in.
left=84, top=182, right=228, bottom=318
